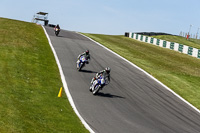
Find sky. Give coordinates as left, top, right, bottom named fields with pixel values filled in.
left=0, top=0, right=200, bottom=35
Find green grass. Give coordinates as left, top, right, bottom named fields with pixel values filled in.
left=151, top=35, right=200, bottom=49
left=0, top=17, right=89, bottom=133
left=82, top=33, right=200, bottom=109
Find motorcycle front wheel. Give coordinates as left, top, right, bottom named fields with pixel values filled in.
left=92, top=85, right=100, bottom=95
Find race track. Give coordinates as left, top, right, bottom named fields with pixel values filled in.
left=44, top=26, right=200, bottom=133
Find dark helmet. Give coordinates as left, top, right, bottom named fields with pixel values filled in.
left=105, top=67, right=111, bottom=74
left=86, top=50, right=89, bottom=55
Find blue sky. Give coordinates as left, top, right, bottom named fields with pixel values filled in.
left=0, top=0, right=200, bottom=35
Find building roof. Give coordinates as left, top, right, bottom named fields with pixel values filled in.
left=37, top=12, right=48, bottom=15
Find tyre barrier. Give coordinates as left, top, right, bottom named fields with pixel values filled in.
left=125, top=32, right=200, bottom=59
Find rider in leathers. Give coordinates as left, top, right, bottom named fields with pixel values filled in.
left=90, top=67, right=111, bottom=91
left=54, top=24, right=60, bottom=30
left=77, top=50, right=90, bottom=61
left=54, top=24, right=60, bottom=36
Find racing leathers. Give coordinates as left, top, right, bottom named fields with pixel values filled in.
left=91, top=69, right=110, bottom=88
left=77, top=52, right=90, bottom=62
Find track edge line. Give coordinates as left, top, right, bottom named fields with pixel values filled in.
left=42, top=26, right=95, bottom=133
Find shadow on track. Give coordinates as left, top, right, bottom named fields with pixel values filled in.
left=57, top=35, right=64, bottom=38
left=79, top=70, right=97, bottom=73
left=96, top=92, right=125, bottom=99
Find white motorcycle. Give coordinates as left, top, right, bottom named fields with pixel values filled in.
left=90, top=75, right=109, bottom=95
left=76, top=55, right=89, bottom=71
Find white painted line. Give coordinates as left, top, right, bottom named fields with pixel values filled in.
left=79, top=33, right=200, bottom=114
left=42, top=26, right=95, bottom=133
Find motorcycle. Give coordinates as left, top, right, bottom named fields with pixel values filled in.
left=54, top=28, right=60, bottom=36
left=76, top=55, right=89, bottom=71
left=90, top=75, right=108, bottom=95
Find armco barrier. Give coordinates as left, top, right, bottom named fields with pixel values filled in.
left=127, top=32, right=200, bottom=59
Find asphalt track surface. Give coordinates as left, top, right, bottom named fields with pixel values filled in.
left=45, top=27, right=200, bottom=133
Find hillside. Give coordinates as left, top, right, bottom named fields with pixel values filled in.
left=0, top=17, right=89, bottom=133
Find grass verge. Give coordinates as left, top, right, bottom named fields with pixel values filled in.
left=83, top=33, right=200, bottom=110
left=0, top=17, right=89, bottom=133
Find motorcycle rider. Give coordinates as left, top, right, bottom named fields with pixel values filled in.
left=90, top=67, right=111, bottom=91
left=54, top=24, right=60, bottom=36
left=77, top=50, right=90, bottom=61
left=54, top=24, right=60, bottom=30
left=77, top=50, right=90, bottom=69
